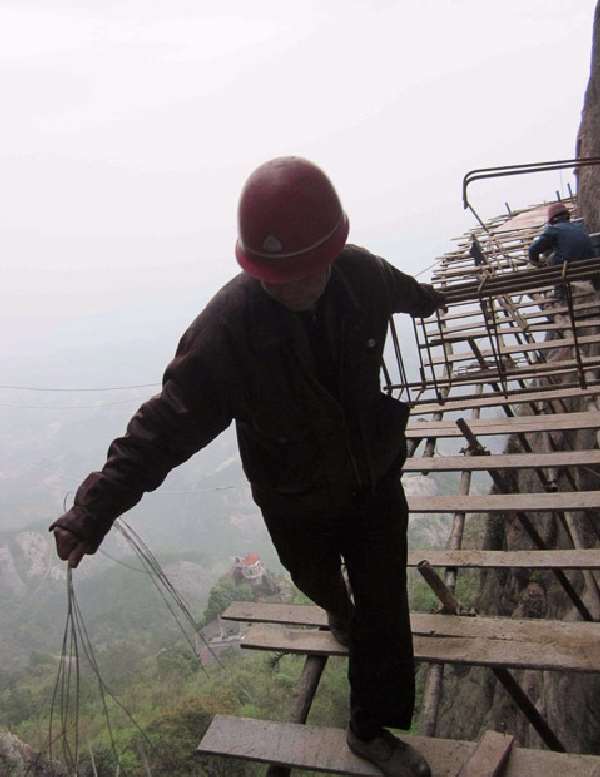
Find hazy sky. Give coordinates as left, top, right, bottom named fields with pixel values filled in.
left=1, top=0, right=597, bottom=376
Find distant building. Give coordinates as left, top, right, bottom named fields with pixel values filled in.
left=232, top=552, right=266, bottom=585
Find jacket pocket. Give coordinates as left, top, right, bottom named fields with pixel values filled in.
left=235, top=409, right=324, bottom=495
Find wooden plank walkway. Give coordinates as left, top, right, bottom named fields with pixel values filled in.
left=198, top=716, right=600, bottom=777
left=407, top=491, right=600, bottom=512
left=425, top=318, right=600, bottom=344
left=402, top=450, right=600, bottom=471
left=406, top=358, right=600, bottom=390
left=241, top=623, right=600, bottom=673
left=406, top=410, right=600, bottom=438
left=223, top=603, right=600, bottom=646
left=409, top=385, right=600, bottom=415
left=407, top=549, right=600, bottom=570
left=422, top=298, right=600, bottom=324
left=423, top=334, right=600, bottom=367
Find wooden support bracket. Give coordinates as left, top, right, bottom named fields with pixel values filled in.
left=493, top=668, right=566, bottom=753
left=455, top=418, right=594, bottom=621
left=456, top=730, right=514, bottom=777
left=415, top=560, right=567, bottom=754
left=417, top=561, right=474, bottom=616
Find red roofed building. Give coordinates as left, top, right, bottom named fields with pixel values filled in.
left=232, top=552, right=266, bottom=585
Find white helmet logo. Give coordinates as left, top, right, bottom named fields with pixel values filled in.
left=262, top=234, right=283, bottom=253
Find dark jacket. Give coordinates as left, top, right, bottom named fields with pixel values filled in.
left=528, top=221, right=595, bottom=265
left=53, top=245, right=440, bottom=551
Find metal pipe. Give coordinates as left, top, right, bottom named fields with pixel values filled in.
left=463, top=156, right=600, bottom=210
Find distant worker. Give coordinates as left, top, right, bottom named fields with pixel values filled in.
left=469, top=234, right=485, bottom=266
left=528, top=203, right=595, bottom=298
left=49, top=157, right=445, bottom=777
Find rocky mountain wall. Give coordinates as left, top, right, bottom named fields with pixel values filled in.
left=0, top=731, right=65, bottom=777
left=578, top=3, right=600, bottom=232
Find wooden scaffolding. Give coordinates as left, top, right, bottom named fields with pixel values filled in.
left=198, top=200, right=600, bottom=776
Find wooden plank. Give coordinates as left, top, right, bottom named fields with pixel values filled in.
left=411, top=613, right=600, bottom=646
left=519, top=299, right=600, bottom=317
left=410, top=369, right=599, bottom=393
left=240, top=624, right=600, bottom=673
left=407, top=549, right=600, bottom=570
left=425, top=319, right=600, bottom=346
left=407, top=491, right=600, bottom=512
left=403, top=450, right=600, bottom=471
left=441, top=265, right=600, bottom=305
left=224, top=601, right=328, bottom=627
left=405, top=357, right=600, bottom=391
left=434, top=291, right=594, bottom=313
left=409, top=385, right=600, bottom=415
left=457, top=731, right=514, bottom=777
left=432, top=260, right=529, bottom=274
left=224, top=603, right=600, bottom=646
left=406, top=410, right=600, bottom=438
left=198, top=716, right=473, bottom=777
left=423, top=334, right=600, bottom=367
left=410, top=381, right=600, bottom=403
left=497, top=333, right=600, bottom=356
left=198, top=717, right=600, bottom=777
left=421, top=298, right=600, bottom=324
left=432, top=262, right=528, bottom=279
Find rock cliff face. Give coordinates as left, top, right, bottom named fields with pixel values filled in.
left=0, top=545, right=27, bottom=597
left=0, top=529, right=69, bottom=603
left=435, top=286, right=600, bottom=753
left=577, top=3, right=600, bottom=232
left=0, top=731, right=65, bottom=777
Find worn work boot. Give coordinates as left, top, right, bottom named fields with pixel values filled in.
left=326, top=609, right=351, bottom=647
left=346, top=726, right=431, bottom=777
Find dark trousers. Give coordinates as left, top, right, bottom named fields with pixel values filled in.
left=262, top=471, right=414, bottom=736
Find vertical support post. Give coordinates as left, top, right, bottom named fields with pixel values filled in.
left=413, top=316, right=428, bottom=394
left=420, top=390, right=482, bottom=736
left=390, top=317, right=412, bottom=404
left=266, top=655, right=327, bottom=777
left=435, top=307, right=452, bottom=397
left=422, top=316, right=442, bottom=403
left=565, top=275, right=586, bottom=389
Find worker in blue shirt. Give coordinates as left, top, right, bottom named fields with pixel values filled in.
left=528, top=202, right=595, bottom=300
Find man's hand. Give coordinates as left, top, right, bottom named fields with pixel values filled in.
left=430, top=288, right=446, bottom=309
left=421, top=283, right=446, bottom=312
left=51, top=526, right=91, bottom=568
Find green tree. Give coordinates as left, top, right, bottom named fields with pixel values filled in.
left=202, top=577, right=255, bottom=625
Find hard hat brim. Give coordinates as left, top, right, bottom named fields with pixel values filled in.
left=235, top=214, right=350, bottom=283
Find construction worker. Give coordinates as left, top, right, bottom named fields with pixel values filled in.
left=50, top=157, right=444, bottom=777
left=528, top=203, right=595, bottom=299
left=469, top=234, right=485, bottom=266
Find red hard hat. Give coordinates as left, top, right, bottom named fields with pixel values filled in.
left=548, top=202, right=569, bottom=222
left=235, top=156, right=349, bottom=283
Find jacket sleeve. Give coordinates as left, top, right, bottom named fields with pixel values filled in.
left=50, top=326, right=233, bottom=552
left=529, top=227, right=555, bottom=263
left=376, top=256, right=444, bottom=317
